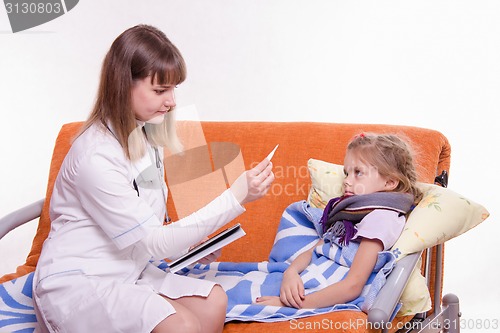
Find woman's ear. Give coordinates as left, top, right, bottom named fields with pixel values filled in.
left=384, top=178, right=399, bottom=191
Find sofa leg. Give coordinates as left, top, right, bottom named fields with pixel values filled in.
left=403, top=294, right=460, bottom=333
left=442, top=293, right=460, bottom=333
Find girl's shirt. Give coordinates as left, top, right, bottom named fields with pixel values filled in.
left=351, top=209, right=406, bottom=250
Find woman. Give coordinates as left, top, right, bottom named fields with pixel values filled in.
left=33, top=24, right=274, bottom=333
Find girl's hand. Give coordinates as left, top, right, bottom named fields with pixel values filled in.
left=230, top=158, right=274, bottom=205
left=254, top=296, right=286, bottom=307
left=279, top=268, right=305, bottom=308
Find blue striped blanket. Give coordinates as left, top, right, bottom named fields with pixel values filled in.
left=176, top=200, right=397, bottom=322
left=0, top=272, right=36, bottom=332
left=0, top=201, right=396, bottom=331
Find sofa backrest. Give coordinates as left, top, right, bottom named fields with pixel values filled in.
left=171, top=121, right=451, bottom=262
left=0, top=121, right=450, bottom=283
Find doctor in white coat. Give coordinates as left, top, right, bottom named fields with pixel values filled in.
left=32, top=24, right=274, bottom=333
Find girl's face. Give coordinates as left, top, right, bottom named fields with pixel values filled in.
left=131, top=75, right=176, bottom=124
left=343, top=150, right=397, bottom=196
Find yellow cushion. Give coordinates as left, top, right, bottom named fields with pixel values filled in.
left=397, top=258, right=432, bottom=316
left=306, top=158, right=345, bottom=208
left=392, top=183, right=489, bottom=256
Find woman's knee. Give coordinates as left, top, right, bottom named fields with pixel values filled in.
left=176, top=315, right=202, bottom=333
left=154, top=286, right=227, bottom=333
left=152, top=299, right=203, bottom=333
left=153, top=310, right=202, bottom=333
left=208, top=285, right=228, bottom=313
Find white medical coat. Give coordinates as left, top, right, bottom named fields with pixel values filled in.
left=33, top=123, right=245, bottom=333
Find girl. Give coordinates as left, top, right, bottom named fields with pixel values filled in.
left=33, top=25, right=274, bottom=333
left=256, top=133, right=422, bottom=309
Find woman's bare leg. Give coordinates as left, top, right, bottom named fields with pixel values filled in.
left=152, top=285, right=227, bottom=333
left=175, top=285, right=228, bottom=333
left=152, top=299, right=201, bottom=333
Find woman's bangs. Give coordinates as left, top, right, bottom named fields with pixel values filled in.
left=150, top=55, right=186, bottom=86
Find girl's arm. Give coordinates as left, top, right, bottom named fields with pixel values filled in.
left=279, top=239, right=323, bottom=307
left=256, top=238, right=383, bottom=308
left=299, top=238, right=383, bottom=309
left=287, top=239, right=323, bottom=274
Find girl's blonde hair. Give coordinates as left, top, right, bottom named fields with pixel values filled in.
left=347, top=133, right=423, bottom=204
left=79, top=24, right=185, bottom=160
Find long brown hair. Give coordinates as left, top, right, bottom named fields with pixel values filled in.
left=347, top=133, right=423, bottom=204
left=80, top=24, right=186, bottom=160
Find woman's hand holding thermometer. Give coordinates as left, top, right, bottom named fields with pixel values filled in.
left=266, top=144, right=279, bottom=161
left=229, top=144, right=278, bottom=205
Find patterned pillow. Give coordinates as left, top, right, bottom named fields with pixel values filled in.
left=306, top=158, right=489, bottom=256
left=307, top=158, right=345, bottom=208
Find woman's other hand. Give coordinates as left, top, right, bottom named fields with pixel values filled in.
left=189, top=237, right=222, bottom=264
left=197, top=248, right=221, bottom=264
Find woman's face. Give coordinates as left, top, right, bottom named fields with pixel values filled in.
left=343, top=150, right=396, bottom=195
left=131, top=75, right=176, bottom=124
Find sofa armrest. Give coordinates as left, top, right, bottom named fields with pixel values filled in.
left=0, top=199, right=44, bottom=239
left=367, top=251, right=422, bottom=325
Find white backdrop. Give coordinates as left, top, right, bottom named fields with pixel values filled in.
left=1, top=1, right=499, bottom=332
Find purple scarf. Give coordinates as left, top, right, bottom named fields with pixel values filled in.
left=320, top=192, right=414, bottom=245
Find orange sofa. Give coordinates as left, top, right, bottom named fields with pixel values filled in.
left=0, top=121, right=452, bottom=333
